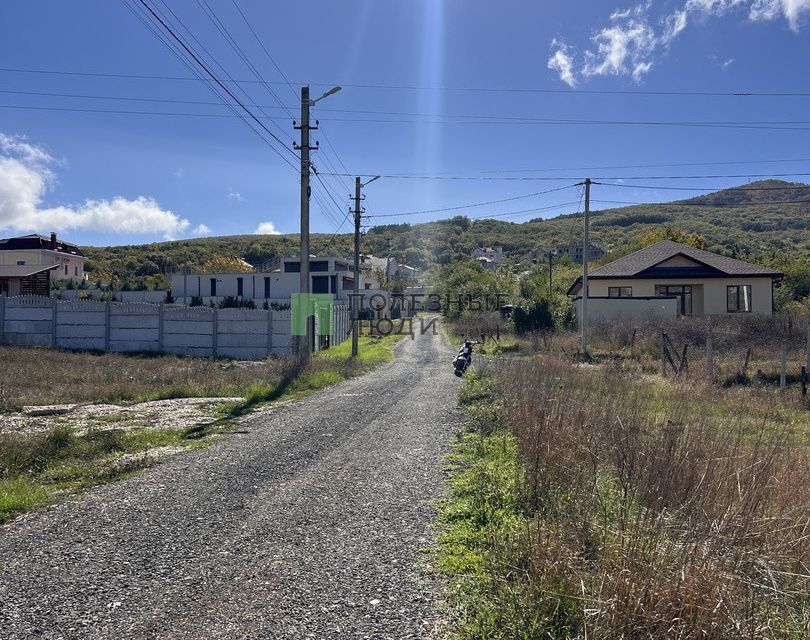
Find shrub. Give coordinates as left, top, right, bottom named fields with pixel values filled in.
left=512, top=300, right=554, bottom=334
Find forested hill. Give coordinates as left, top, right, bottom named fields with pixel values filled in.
left=80, top=180, right=809, bottom=288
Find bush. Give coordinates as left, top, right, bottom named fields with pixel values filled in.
left=512, top=300, right=554, bottom=334
left=189, top=296, right=203, bottom=307
left=218, top=296, right=256, bottom=310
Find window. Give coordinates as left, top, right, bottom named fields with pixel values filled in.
left=210, top=278, right=217, bottom=296
left=284, top=261, right=300, bottom=273
left=656, top=285, right=692, bottom=316
left=312, top=275, right=329, bottom=294
left=727, top=285, right=751, bottom=313
left=64, top=265, right=69, bottom=275
left=237, top=277, right=243, bottom=297
left=608, top=286, right=632, bottom=298
left=74, top=266, right=78, bottom=276
left=310, top=260, right=329, bottom=272
left=16, top=260, right=25, bottom=266
left=264, top=277, right=271, bottom=298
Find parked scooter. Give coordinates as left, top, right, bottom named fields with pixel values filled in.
left=453, top=340, right=478, bottom=377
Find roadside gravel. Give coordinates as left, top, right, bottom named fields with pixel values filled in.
left=0, top=327, right=460, bottom=639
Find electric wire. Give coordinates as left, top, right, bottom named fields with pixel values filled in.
left=367, top=184, right=579, bottom=218
left=5, top=67, right=810, bottom=97
left=132, top=0, right=297, bottom=168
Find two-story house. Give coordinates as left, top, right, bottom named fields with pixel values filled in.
left=0, top=233, right=85, bottom=297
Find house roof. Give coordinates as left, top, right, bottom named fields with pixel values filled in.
left=0, top=264, right=60, bottom=278
left=0, top=234, right=84, bottom=257
left=589, top=240, right=782, bottom=278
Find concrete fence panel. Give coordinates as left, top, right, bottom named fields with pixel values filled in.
left=216, top=308, right=270, bottom=360
left=2, top=297, right=53, bottom=346
left=108, top=303, right=160, bottom=353
left=56, top=300, right=107, bottom=351
left=1, top=296, right=301, bottom=360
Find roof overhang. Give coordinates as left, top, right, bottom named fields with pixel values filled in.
left=0, top=264, right=60, bottom=278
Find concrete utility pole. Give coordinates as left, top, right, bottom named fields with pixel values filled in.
left=581, top=177, right=591, bottom=355
left=352, top=175, right=380, bottom=357
left=294, top=84, right=341, bottom=360
left=295, top=86, right=315, bottom=360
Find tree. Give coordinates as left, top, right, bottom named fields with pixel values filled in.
left=513, top=301, right=554, bottom=334
left=637, top=226, right=707, bottom=250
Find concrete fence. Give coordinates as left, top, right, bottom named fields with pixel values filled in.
left=0, top=296, right=351, bottom=360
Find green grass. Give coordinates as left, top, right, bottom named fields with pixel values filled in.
left=0, top=424, right=226, bottom=523
left=437, top=374, right=544, bottom=639
left=0, top=334, right=405, bottom=523
left=0, top=478, right=52, bottom=519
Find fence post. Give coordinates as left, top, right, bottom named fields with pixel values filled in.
left=706, top=328, right=714, bottom=383
left=104, top=301, right=111, bottom=351
left=51, top=298, right=57, bottom=348
left=0, top=295, right=5, bottom=344
left=660, top=329, right=667, bottom=378
left=157, top=302, right=164, bottom=354
left=801, top=366, right=807, bottom=398
left=212, top=307, right=218, bottom=358
left=806, top=322, right=809, bottom=385
left=266, top=309, right=273, bottom=357
left=780, top=340, right=787, bottom=393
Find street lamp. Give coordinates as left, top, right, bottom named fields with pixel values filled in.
left=311, top=85, right=342, bottom=104
left=297, top=84, right=343, bottom=360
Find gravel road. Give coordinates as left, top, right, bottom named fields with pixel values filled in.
left=0, top=327, right=460, bottom=639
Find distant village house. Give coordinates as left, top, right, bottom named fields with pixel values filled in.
left=471, top=245, right=503, bottom=271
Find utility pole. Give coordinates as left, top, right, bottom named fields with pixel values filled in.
left=293, top=84, right=341, bottom=360
left=294, top=86, right=315, bottom=360
left=352, top=177, right=362, bottom=357
left=581, top=177, right=591, bottom=355
left=351, top=175, right=380, bottom=357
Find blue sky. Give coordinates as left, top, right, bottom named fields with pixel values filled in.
left=0, top=0, right=809, bottom=246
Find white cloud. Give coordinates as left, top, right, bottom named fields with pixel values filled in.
left=0, top=133, right=190, bottom=237
left=174, top=168, right=185, bottom=179
left=582, top=18, right=658, bottom=78
left=227, top=188, right=244, bottom=202
left=750, top=0, right=810, bottom=30
left=548, top=0, right=810, bottom=85
left=193, top=224, right=212, bottom=236
left=255, top=221, right=281, bottom=235
left=547, top=39, right=577, bottom=87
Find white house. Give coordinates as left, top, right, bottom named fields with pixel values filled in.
left=568, top=240, right=782, bottom=323
left=170, top=256, right=393, bottom=317
left=471, top=246, right=503, bottom=271
left=359, top=254, right=418, bottom=280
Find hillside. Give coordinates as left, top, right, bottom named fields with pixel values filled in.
left=79, top=180, right=809, bottom=289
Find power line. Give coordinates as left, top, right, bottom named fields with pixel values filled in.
left=367, top=184, right=579, bottom=218
left=8, top=93, right=810, bottom=132
left=4, top=67, right=810, bottom=97
left=319, top=171, right=810, bottom=182
left=131, top=0, right=297, bottom=167
left=591, top=198, right=810, bottom=208
left=593, top=182, right=810, bottom=192
left=230, top=0, right=298, bottom=102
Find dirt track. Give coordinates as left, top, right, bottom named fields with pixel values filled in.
left=0, top=328, right=460, bottom=639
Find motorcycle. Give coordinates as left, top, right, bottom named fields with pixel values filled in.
left=453, top=340, right=477, bottom=377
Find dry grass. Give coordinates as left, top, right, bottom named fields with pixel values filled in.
left=0, top=346, right=292, bottom=411
left=462, top=355, right=810, bottom=638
